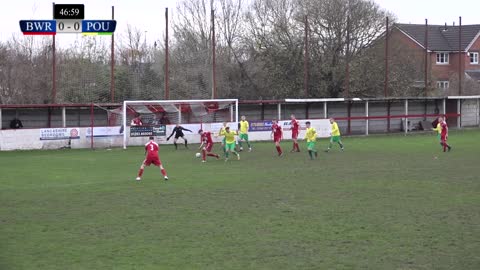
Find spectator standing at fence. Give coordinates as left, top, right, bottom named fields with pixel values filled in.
left=167, top=124, right=192, bottom=150
left=160, top=113, right=171, bottom=125
left=238, top=115, right=252, bottom=152
left=10, top=118, right=23, bottom=129
left=136, top=136, right=168, bottom=181
left=131, top=114, right=143, bottom=126
left=325, top=118, right=344, bottom=152
left=290, top=114, right=300, bottom=152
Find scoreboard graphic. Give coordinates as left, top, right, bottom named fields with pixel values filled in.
left=19, top=4, right=116, bottom=36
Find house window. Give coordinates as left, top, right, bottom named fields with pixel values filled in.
left=470, top=52, right=479, bottom=64
left=436, top=53, right=449, bottom=64
left=436, top=81, right=449, bottom=89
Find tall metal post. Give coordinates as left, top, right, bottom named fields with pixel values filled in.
left=211, top=8, right=217, bottom=99
left=384, top=17, right=389, bottom=98
left=345, top=16, right=350, bottom=98
left=424, top=19, right=428, bottom=96
left=459, top=16, right=462, bottom=95
left=110, top=6, right=115, bottom=102
left=52, top=2, right=56, bottom=103
left=165, top=8, right=170, bottom=100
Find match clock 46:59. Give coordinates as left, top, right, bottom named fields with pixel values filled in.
left=54, top=4, right=84, bottom=20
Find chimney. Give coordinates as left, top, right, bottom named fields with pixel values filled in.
left=442, top=22, right=448, bottom=32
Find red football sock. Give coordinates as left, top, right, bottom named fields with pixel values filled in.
left=207, top=153, right=218, bottom=158
left=202, top=150, right=206, bottom=160
left=276, top=146, right=282, bottom=154
left=161, top=168, right=167, bottom=177
left=295, top=142, right=299, bottom=151
left=138, top=168, right=144, bottom=177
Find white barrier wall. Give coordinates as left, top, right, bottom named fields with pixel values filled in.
left=0, top=119, right=331, bottom=150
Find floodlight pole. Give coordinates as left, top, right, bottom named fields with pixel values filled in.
left=52, top=2, right=56, bottom=103
left=424, top=19, right=428, bottom=97
left=459, top=16, right=462, bottom=96
left=123, top=101, right=127, bottom=149
left=110, top=6, right=115, bottom=102
left=165, top=8, right=170, bottom=100
left=384, top=16, right=389, bottom=98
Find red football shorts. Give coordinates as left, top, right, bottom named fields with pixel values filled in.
left=274, top=136, right=282, bottom=143
left=204, top=142, right=213, bottom=152
left=441, top=135, right=447, bottom=142
left=292, top=130, right=299, bottom=139
left=144, top=156, right=161, bottom=166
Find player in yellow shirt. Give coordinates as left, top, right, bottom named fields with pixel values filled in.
left=304, top=121, right=318, bottom=160
left=238, top=116, right=252, bottom=152
left=221, top=126, right=240, bottom=161
left=432, top=117, right=443, bottom=146
left=218, top=122, right=228, bottom=156
left=326, top=118, right=344, bottom=152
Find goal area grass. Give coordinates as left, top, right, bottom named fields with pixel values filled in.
left=1, top=130, right=479, bottom=269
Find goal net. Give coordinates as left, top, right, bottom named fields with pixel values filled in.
left=119, top=99, right=238, bottom=149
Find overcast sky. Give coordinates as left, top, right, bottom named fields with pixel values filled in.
left=0, top=0, right=478, bottom=46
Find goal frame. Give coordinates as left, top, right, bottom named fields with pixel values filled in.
left=122, top=99, right=239, bottom=149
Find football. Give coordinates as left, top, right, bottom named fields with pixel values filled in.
left=195, top=153, right=201, bottom=158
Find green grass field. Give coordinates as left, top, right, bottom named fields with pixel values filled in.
left=1, top=130, right=479, bottom=270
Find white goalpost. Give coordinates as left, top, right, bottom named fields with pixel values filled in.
left=121, top=99, right=239, bottom=149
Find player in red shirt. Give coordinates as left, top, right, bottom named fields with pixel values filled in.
left=136, top=136, right=168, bottom=181
left=290, top=114, right=300, bottom=152
left=271, top=119, right=283, bottom=156
left=198, top=130, right=220, bottom=162
left=439, top=117, right=452, bottom=152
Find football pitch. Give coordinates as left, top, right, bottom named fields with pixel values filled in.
left=1, top=130, right=479, bottom=270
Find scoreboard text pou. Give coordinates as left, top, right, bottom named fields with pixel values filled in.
left=19, top=4, right=116, bottom=36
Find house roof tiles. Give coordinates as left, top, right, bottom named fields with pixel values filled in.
left=395, top=24, right=480, bottom=51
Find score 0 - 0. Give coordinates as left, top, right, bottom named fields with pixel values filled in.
left=57, top=20, right=82, bottom=33
left=54, top=4, right=84, bottom=33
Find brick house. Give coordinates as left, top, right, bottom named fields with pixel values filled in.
left=389, top=23, right=480, bottom=93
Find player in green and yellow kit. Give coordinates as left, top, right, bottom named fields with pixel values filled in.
left=325, top=118, right=344, bottom=152
left=218, top=122, right=228, bottom=156
left=238, top=116, right=252, bottom=152
left=222, top=126, right=240, bottom=161
left=432, top=117, right=443, bottom=146
left=304, top=121, right=318, bottom=160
